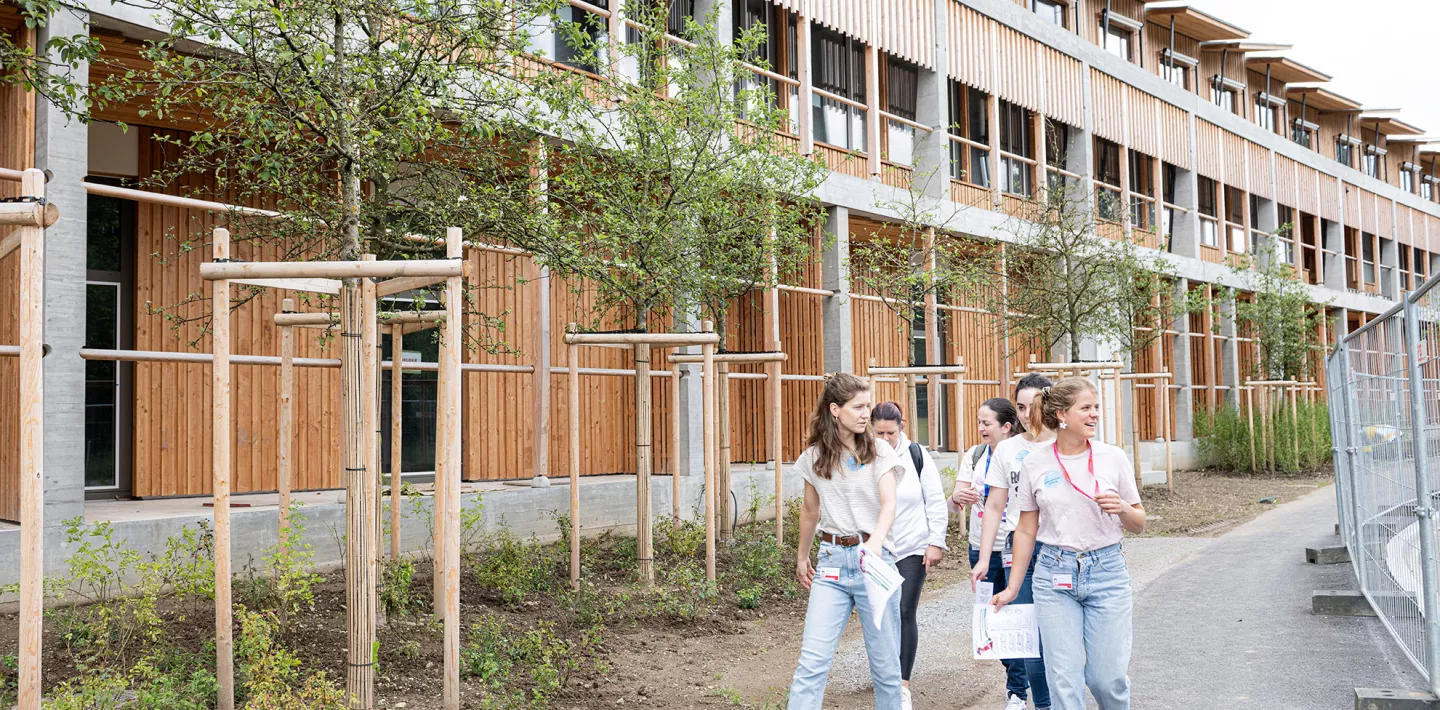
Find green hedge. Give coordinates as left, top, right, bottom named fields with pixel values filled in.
left=1195, top=399, right=1332, bottom=474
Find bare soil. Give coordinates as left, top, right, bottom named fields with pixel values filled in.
left=1137, top=467, right=1333, bottom=538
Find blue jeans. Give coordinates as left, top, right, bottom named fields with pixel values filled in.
left=1033, top=543, right=1133, bottom=710
left=788, top=542, right=904, bottom=710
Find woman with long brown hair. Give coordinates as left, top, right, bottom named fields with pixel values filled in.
left=787, top=373, right=905, bottom=710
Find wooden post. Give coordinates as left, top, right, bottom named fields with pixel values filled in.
left=390, top=325, right=403, bottom=561
left=672, top=363, right=682, bottom=525
left=1245, top=385, right=1256, bottom=473
left=924, top=228, right=940, bottom=450
left=568, top=325, right=581, bottom=590
left=1164, top=369, right=1174, bottom=492
left=702, top=321, right=717, bottom=582
left=905, top=374, right=918, bottom=442
left=1131, top=380, right=1142, bottom=490
left=636, top=341, right=655, bottom=583
left=211, top=227, right=236, bottom=710
left=718, top=361, right=732, bottom=542
left=361, top=256, right=380, bottom=634
left=1290, top=385, right=1300, bottom=465
left=342, top=275, right=376, bottom=709
left=956, top=356, right=966, bottom=451
left=442, top=229, right=463, bottom=710
left=771, top=351, right=784, bottom=546
left=279, top=299, right=296, bottom=547
left=16, top=168, right=44, bottom=710
left=531, top=265, right=551, bottom=485
left=432, top=326, right=447, bottom=615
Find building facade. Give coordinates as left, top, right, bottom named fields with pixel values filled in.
left=0, top=0, right=1435, bottom=529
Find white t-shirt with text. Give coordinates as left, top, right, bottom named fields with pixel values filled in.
left=982, top=433, right=1055, bottom=541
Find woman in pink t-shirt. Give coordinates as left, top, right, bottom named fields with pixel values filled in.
left=991, top=377, right=1146, bottom=710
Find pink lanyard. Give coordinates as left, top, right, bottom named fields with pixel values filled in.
left=1052, top=441, right=1098, bottom=501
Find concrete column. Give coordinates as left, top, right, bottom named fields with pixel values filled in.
left=1322, top=219, right=1345, bottom=292
left=1380, top=237, right=1400, bottom=301
left=35, top=8, right=90, bottom=573
left=822, top=206, right=853, bottom=374
left=913, top=0, right=950, bottom=202
left=1169, top=165, right=1200, bottom=259
left=1218, top=292, right=1241, bottom=409
left=1073, top=63, right=1095, bottom=213
left=1170, top=279, right=1195, bottom=441
left=674, top=307, right=705, bottom=479
left=1253, top=196, right=1277, bottom=265
left=694, top=0, right=731, bottom=43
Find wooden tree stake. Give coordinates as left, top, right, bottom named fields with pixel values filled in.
left=390, top=325, right=403, bottom=561
left=212, top=227, right=236, bottom=710
left=16, top=168, right=44, bottom=710
left=770, top=351, right=784, bottom=546
left=1246, top=386, right=1257, bottom=473
left=636, top=341, right=655, bottom=583
left=569, top=326, right=581, bottom=591
left=433, top=329, right=447, bottom=616
left=279, top=299, right=295, bottom=547
left=442, top=228, right=463, bottom=710
left=672, top=363, right=682, bottom=525
left=362, top=256, right=380, bottom=634
left=718, top=361, right=731, bottom=542
left=702, top=322, right=717, bottom=581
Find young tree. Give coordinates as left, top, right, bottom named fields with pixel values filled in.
left=994, top=183, right=1181, bottom=362
left=846, top=164, right=978, bottom=367
left=1223, top=225, right=1328, bottom=381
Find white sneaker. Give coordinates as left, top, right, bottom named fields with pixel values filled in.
left=1003, top=695, right=1028, bottom=710
left=901, top=687, right=913, bottom=710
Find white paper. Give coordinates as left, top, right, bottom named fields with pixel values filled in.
left=860, top=549, right=904, bottom=633
left=974, top=581, right=994, bottom=606
left=972, top=603, right=1041, bottom=660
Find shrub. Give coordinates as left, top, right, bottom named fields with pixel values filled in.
left=472, top=528, right=560, bottom=607
left=1195, top=400, right=1331, bottom=474
left=235, top=606, right=346, bottom=709
left=236, top=507, right=322, bottom=639
left=462, top=614, right=599, bottom=706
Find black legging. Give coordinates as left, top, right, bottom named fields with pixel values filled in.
left=895, top=554, right=927, bottom=681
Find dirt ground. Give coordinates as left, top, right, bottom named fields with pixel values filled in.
left=1136, top=467, right=1333, bottom=537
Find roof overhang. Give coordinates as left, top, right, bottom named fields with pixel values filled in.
left=1286, top=85, right=1363, bottom=112
left=1360, top=115, right=1426, bottom=136
left=1145, top=6, right=1249, bottom=42
left=1200, top=40, right=1292, bottom=53
left=1245, top=56, right=1331, bottom=84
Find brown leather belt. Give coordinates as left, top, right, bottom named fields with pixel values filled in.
left=820, top=531, right=870, bottom=547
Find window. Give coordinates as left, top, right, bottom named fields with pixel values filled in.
left=1033, top=0, right=1066, bottom=27
left=1128, top=151, right=1154, bottom=230
left=84, top=182, right=135, bottom=494
left=1336, top=138, right=1354, bottom=168
left=1210, top=84, right=1236, bottom=115
left=998, top=100, right=1033, bottom=197
left=1254, top=98, right=1276, bottom=133
left=1045, top=118, right=1075, bottom=197
left=1198, top=176, right=1218, bottom=247
left=1226, top=185, right=1246, bottom=252
left=734, top=0, right=793, bottom=126
left=1362, top=232, right=1376, bottom=284
left=1292, top=121, right=1313, bottom=149
left=1363, top=147, right=1379, bottom=178
left=1424, top=178, right=1434, bottom=202
left=667, top=0, right=695, bottom=36
left=1104, top=24, right=1132, bottom=62
left=1163, top=163, right=1179, bottom=205
left=1094, top=137, right=1122, bottom=222
left=949, top=82, right=990, bottom=188
left=1161, top=61, right=1188, bottom=90
left=1402, top=170, right=1415, bottom=194
left=885, top=58, right=919, bottom=165
left=811, top=26, right=867, bottom=152
left=535, top=3, right=608, bottom=75
left=1276, top=205, right=1295, bottom=266
left=1401, top=244, right=1411, bottom=290
left=381, top=316, right=443, bottom=476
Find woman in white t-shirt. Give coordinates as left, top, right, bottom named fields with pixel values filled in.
left=871, top=401, right=947, bottom=710
left=968, top=375, right=1054, bottom=710
left=788, top=373, right=905, bottom=710
left=950, top=397, right=1037, bottom=708
left=992, top=377, right=1146, bottom=710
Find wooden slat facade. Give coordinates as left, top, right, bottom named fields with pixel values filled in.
left=1125, top=85, right=1158, bottom=159
left=947, top=2, right=994, bottom=95
left=1090, top=70, right=1125, bottom=143
left=1157, top=97, right=1190, bottom=170
left=1042, top=46, right=1084, bottom=129
left=1195, top=120, right=1224, bottom=180
left=993, top=23, right=1042, bottom=115
left=0, top=9, right=34, bottom=522
left=1248, top=141, right=1272, bottom=200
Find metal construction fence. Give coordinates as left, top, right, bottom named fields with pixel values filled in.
left=1330, top=273, right=1440, bottom=694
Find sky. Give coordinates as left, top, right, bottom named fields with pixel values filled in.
left=1182, top=0, right=1440, bottom=140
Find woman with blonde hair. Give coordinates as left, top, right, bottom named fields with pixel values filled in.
left=788, top=373, right=905, bottom=710
left=991, top=377, right=1146, bottom=710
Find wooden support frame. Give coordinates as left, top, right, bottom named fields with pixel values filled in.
left=14, top=168, right=46, bottom=710
left=193, top=230, right=472, bottom=710
left=670, top=351, right=789, bottom=546
left=866, top=364, right=968, bottom=452
left=564, top=324, right=720, bottom=584
left=1244, top=379, right=1300, bottom=475
left=1118, top=371, right=1174, bottom=490
left=1015, top=362, right=1126, bottom=446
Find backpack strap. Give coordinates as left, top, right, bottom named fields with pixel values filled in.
left=969, top=444, right=987, bottom=468
left=908, top=442, right=924, bottom=479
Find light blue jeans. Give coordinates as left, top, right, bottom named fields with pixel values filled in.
left=787, top=542, right=904, bottom=710
left=1032, top=542, right=1132, bottom=710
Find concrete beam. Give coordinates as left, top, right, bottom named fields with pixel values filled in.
left=1312, top=590, right=1375, bottom=617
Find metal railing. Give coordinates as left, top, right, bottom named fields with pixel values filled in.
left=1330, top=268, right=1440, bottom=695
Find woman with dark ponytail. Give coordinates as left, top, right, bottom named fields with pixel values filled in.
left=787, top=373, right=905, bottom=710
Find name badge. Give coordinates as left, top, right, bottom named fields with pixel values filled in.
left=818, top=567, right=841, bottom=582
left=1002, top=552, right=1014, bottom=569
left=1052, top=573, right=1074, bottom=590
